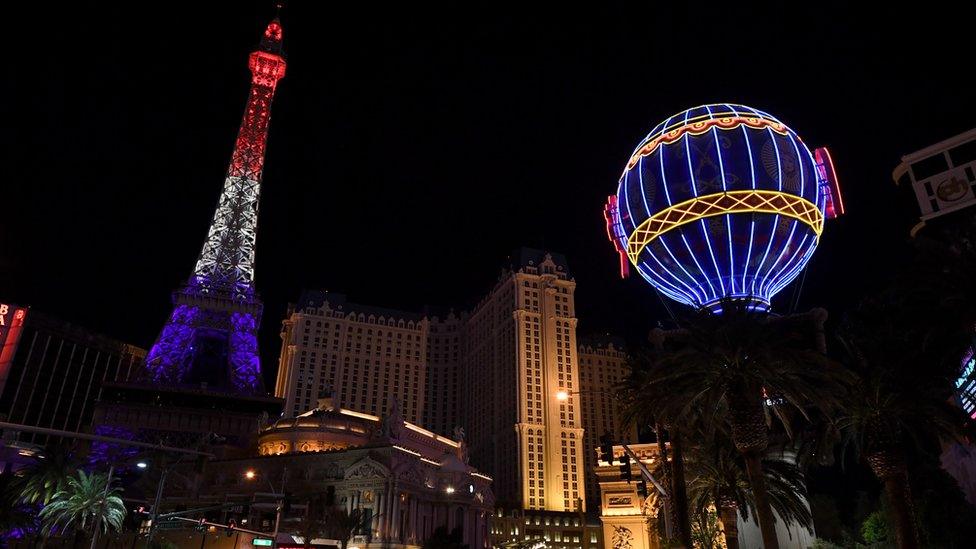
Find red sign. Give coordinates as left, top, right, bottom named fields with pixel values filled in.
left=0, top=303, right=28, bottom=397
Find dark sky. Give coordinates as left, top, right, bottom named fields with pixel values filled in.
left=4, top=3, right=972, bottom=389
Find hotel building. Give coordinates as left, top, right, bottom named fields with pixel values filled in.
left=576, top=337, right=637, bottom=512
left=275, top=291, right=430, bottom=423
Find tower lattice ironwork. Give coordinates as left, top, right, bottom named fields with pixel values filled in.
left=144, top=17, right=286, bottom=394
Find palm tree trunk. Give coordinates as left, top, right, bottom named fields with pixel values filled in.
left=881, top=472, right=919, bottom=549
left=742, top=451, right=778, bottom=549
left=866, top=446, right=919, bottom=549
left=669, top=429, right=692, bottom=549
left=656, top=423, right=684, bottom=547
left=717, top=505, right=739, bottom=549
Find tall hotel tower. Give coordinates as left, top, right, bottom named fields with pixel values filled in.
left=462, top=249, right=586, bottom=512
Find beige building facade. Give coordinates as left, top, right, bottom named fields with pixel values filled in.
left=576, top=339, right=638, bottom=513
left=462, top=250, right=586, bottom=514
left=275, top=291, right=429, bottom=423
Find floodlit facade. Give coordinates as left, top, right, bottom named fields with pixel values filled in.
left=274, top=249, right=627, bottom=545
left=462, top=249, right=586, bottom=513
left=576, top=338, right=637, bottom=512
left=276, top=291, right=430, bottom=423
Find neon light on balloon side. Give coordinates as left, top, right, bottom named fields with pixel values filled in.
left=607, top=104, right=836, bottom=313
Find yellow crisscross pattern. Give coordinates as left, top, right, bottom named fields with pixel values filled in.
left=626, top=190, right=824, bottom=264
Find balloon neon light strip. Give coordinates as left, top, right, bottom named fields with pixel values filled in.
left=625, top=115, right=789, bottom=172
left=625, top=190, right=825, bottom=265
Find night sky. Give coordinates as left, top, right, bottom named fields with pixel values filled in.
left=4, top=3, right=972, bottom=389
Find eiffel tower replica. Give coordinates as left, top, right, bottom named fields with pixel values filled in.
left=92, top=13, right=286, bottom=454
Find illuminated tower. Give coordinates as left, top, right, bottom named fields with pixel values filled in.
left=144, top=17, right=286, bottom=394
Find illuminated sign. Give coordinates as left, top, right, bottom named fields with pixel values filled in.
left=0, top=303, right=28, bottom=397
left=253, top=539, right=273, bottom=546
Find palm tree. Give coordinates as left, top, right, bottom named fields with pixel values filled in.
left=619, top=347, right=692, bottom=548
left=321, top=506, right=374, bottom=549
left=16, top=444, right=74, bottom=506
left=297, top=495, right=327, bottom=549
left=39, top=469, right=126, bottom=541
left=835, top=295, right=974, bottom=549
left=625, top=301, right=847, bottom=548
left=685, top=430, right=813, bottom=549
left=0, top=470, right=38, bottom=539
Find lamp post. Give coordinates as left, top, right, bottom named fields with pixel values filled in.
left=245, top=467, right=287, bottom=548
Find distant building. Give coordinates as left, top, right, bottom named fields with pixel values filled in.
left=576, top=337, right=637, bottom=513
left=0, top=308, right=145, bottom=445
left=275, top=291, right=431, bottom=423
left=154, top=395, right=494, bottom=549
left=893, top=127, right=976, bottom=236
left=425, top=312, right=462, bottom=438
left=489, top=508, right=602, bottom=549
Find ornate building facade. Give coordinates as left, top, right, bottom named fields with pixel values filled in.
left=595, top=443, right=665, bottom=549
left=273, top=249, right=627, bottom=548
left=158, top=396, right=494, bottom=549
left=275, top=291, right=430, bottom=422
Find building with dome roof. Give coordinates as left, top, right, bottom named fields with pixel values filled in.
left=155, top=395, right=494, bottom=549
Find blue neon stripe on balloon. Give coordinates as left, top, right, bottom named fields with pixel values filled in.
left=661, top=139, right=715, bottom=300
left=705, top=106, right=736, bottom=296
left=764, top=232, right=810, bottom=297
left=759, top=218, right=798, bottom=300
left=681, top=232, right=718, bottom=301
left=684, top=128, right=727, bottom=297
left=756, top=131, right=809, bottom=299
left=621, top=169, right=637, bottom=234
left=638, top=157, right=652, bottom=218
left=646, top=237, right=707, bottom=303
left=770, top=238, right=818, bottom=297
left=656, top=234, right=709, bottom=303
left=752, top=127, right=785, bottom=294
left=767, top=236, right=817, bottom=299
left=637, top=261, right=695, bottom=306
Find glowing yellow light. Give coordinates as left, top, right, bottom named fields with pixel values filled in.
left=626, top=190, right=824, bottom=265
left=244, top=470, right=256, bottom=480
left=625, top=114, right=788, bottom=171
left=555, top=390, right=569, bottom=401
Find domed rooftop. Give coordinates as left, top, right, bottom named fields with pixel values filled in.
left=258, top=395, right=469, bottom=465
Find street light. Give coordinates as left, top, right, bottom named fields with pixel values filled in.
left=555, top=390, right=569, bottom=401
left=136, top=461, right=148, bottom=469
left=244, top=468, right=287, bottom=549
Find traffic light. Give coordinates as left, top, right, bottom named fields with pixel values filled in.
left=635, top=480, right=648, bottom=499
left=619, top=460, right=632, bottom=482
left=226, top=519, right=237, bottom=537
left=599, top=432, right=614, bottom=464
left=195, top=518, right=206, bottom=532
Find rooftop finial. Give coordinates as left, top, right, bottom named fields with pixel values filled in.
left=259, top=8, right=285, bottom=56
